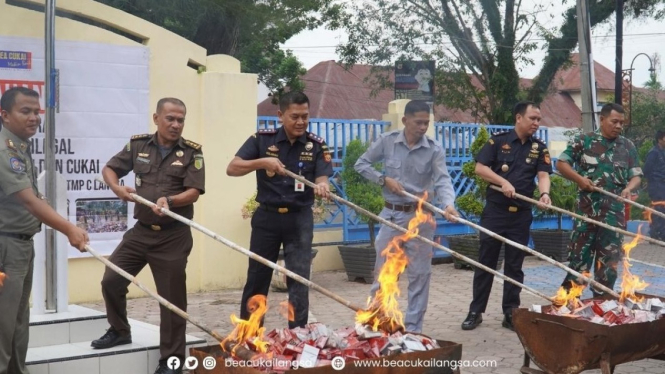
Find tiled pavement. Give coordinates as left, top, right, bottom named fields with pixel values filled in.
left=80, top=242, right=665, bottom=373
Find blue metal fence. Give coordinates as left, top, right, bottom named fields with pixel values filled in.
left=256, top=118, right=561, bottom=244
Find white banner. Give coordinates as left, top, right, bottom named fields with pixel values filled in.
left=0, top=36, right=149, bottom=258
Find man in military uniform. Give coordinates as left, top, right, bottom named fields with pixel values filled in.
left=92, top=98, right=205, bottom=374
left=643, top=130, right=665, bottom=240
left=558, top=103, right=641, bottom=295
left=227, top=91, right=332, bottom=328
left=0, top=87, right=88, bottom=374
left=462, top=101, right=552, bottom=331
left=354, top=100, right=459, bottom=334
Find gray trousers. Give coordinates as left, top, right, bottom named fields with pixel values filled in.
left=0, top=236, right=34, bottom=374
left=369, top=207, right=435, bottom=333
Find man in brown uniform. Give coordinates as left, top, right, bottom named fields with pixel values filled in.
left=92, top=98, right=205, bottom=374
left=0, top=87, right=88, bottom=374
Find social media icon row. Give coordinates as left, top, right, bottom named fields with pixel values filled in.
left=167, top=356, right=217, bottom=370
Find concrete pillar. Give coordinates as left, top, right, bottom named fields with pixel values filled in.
left=196, top=54, right=258, bottom=289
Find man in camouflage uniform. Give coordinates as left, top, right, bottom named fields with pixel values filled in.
left=557, top=103, right=642, bottom=295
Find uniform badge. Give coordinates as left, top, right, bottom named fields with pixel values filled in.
left=266, top=170, right=276, bottom=177
left=171, top=160, right=183, bottom=166
left=9, top=157, right=26, bottom=173
left=176, top=150, right=184, bottom=157
left=6, top=139, right=17, bottom=151
left=125, top=142, right=131, bottom=152
left=268, top=145, right=279, bottom=152
left=526, top=158, right=532, bottom=164
left=532, top=143, right=538, bottom=150
left=19, top=143, right=27, bottom=152
left=488, top=139, right=495, bottom=145
left=324, top=153, right=332, bottom=163
left=501, top=164, right=509, bottom=172
left=194, top=154, right=203, bottom=170
left=136, top=175, right=142, bottom=187
left=501, top=144, right=511, bottom=150
left=138, top=153, right=150, bottom=157
left=305, top=142, right=313, bottom=151
left=136, top=156, right=150, bottom=164
left=544, top=154, right=551, bottom=165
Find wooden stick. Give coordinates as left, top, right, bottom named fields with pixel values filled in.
left=553, top=171, right=665, bottom=221
left=85, top=245, right=226, bottom=343
left=94, top=177, right=365, bottom=313
left=488, top=185, right=665, bottom=247
left=283, top=170, right=555, bottom=303
left=401, top=191, right=621, bottom=298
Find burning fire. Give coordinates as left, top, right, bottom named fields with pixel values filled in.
left=279, top=300, right=294, bottom=322
left=620, top=226, right=649, bottom=302
left=552, top=274, right=588, bottom=310
left=221, top=295, right=270, bottom=354
left=645, top=201, right=665, bottom=223
left=356, top=194, right=434, bottom=333
left=0, top=271, right=5, bottom=288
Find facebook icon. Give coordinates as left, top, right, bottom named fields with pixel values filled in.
left=167, top=357, right=181, bottom=370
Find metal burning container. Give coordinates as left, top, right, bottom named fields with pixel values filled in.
left=189, top=339, right=462, bottom=374
left=513, top=294, right=665, bottom=374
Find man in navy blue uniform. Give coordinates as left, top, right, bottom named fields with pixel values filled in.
left=461, top=101, right=552, bottom=331
left=227, top=91, right=333, bottom=328
left=643, top=130, right=665, bottom=240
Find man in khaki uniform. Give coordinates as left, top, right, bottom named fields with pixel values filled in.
left=0, top=87, right=88, bottom=374
left=92, top=98, right=205, bottom=374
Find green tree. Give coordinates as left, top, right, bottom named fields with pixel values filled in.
left=95, top=0, right=341, bottom=100
left=333, top=0, right=664, bottom=124
left=625, top=86, right=665, bottom=148
left=340, top=139, right=384, bottom=246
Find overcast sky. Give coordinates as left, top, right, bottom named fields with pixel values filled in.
left=280, top=3, right=664, bottom=93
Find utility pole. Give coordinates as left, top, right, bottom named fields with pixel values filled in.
left=45, top=0, right=58, bottom=310
left=615, top=0, right=624, bottom=104
left=577, top=0, right=597, bottom=132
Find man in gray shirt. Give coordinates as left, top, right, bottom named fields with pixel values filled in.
left=354, top=100, right=458, bottom=333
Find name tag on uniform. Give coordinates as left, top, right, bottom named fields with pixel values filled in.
left=295, top=181, right=305, bottom=192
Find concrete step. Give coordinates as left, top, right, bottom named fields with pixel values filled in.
left=29, top=305, right=108, bottom=348
left=27, top=307, right=207, bottom=374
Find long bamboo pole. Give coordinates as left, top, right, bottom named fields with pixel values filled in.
left=85, top=245, right=226, bottom=342
left=94, top=177, right=365, bottom=312
left=283, top=170, right=555, bottom=303
left=488, top=185, right=665, bottom=247
left=129, top=193, right=365, bottom=313
left=401, top=191, right=620, bottom=298
left=553, top=171, right=665, bottom=221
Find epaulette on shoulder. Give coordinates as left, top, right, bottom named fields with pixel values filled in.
left=257, top=128, right=278, bottom=135
left=307, top=132, right=324, bottom=144
left=130, top=134, right=151, bottom=141
left=184, top=139, right=202, bottom=150
left=492, top=130, right=510, bottom=137
left=533, top=136, right=547, bottom=145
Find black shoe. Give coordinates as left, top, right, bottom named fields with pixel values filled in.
left=461, top=312, right=483, bottom=330
left=502, top=312, right=515, bottom=331
left=90, top=327, right=132, bottom=349
left=154, top=360, right=183, bottom=374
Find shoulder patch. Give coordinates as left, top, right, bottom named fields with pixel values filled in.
left=307, top=133, right=325, bottom=144
left=533, top=137, right=547, bottom=146
left=131, top=134, right=151, bottom=141
left=257, top=128, right=278, bottom=135
left=184, top=139, right=202, bottom=150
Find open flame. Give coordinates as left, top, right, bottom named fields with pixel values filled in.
left=552, top=273, right=588, bottom=310
left=279, top=300, right=294, bottom=322
left=355, top=194, right=435, bottom=333
left=0, top=271, right=5, bottom=288
left=645, top=201, right=665, bottom=223
left=221, top=295, right=270, bottom=354
left=620, top=225, right=649, bottom=302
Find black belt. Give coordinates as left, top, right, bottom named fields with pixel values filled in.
left=385, top=202, right=421, bottom=213
left=259, top=204, right=303, bottom=214
left=138, top=221, right=185, bottom=231
left=0, top=232, right=34, bottom=241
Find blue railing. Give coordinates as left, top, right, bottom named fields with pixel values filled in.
left=257, top=117, right=391, bottom=231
